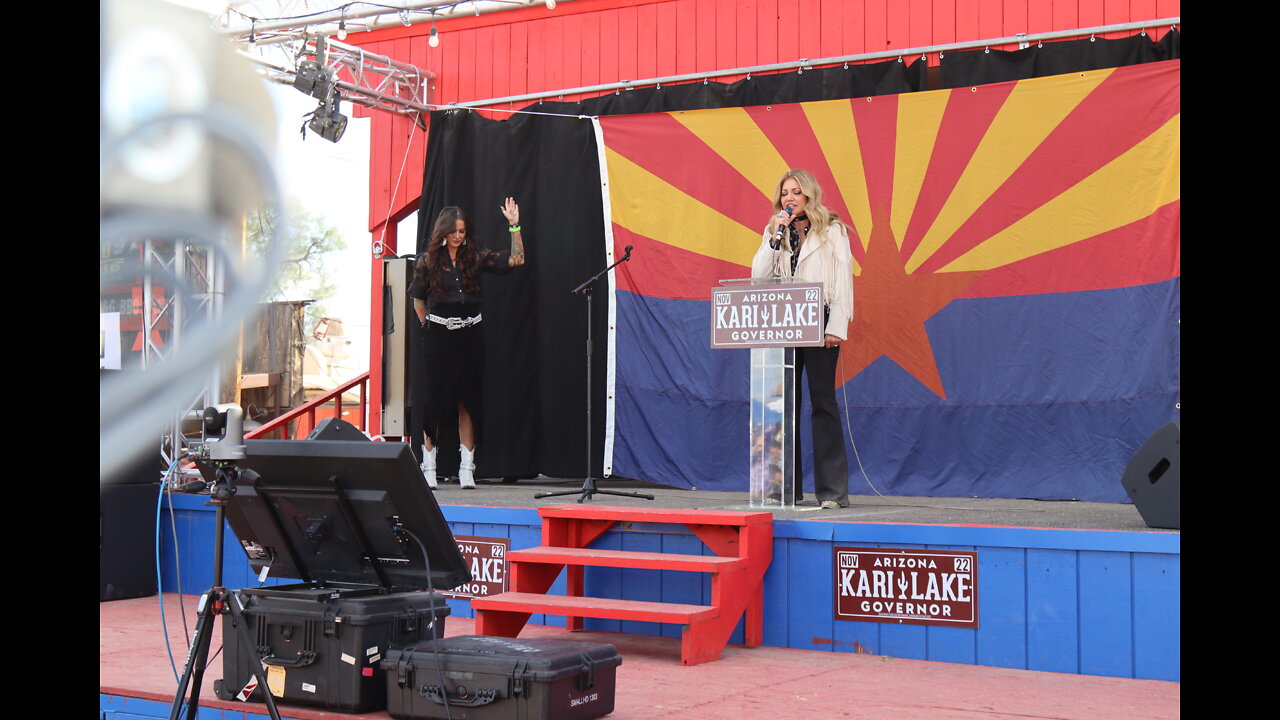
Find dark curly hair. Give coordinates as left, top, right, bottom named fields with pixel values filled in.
left=414, top=206, right=482, bottom=300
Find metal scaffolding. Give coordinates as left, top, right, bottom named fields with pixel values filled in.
left=141, top=239, right=225, bottom=471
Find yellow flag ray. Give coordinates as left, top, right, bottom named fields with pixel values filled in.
left=670, top=107, right=788, bottom=201
left=940, top=113, right=1180, bottom=272
left=604, top=147, right=761, bottom=267
left=803, top=99, right=871, bottom=273
left=906, top=69, right=1114, bottom=273
left=892, top=90, right=950, bottom=249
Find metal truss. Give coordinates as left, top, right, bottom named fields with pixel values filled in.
left=142, top=239, right=224, bottom=471
left=214, top=1, right=564, bottom=46
left=243, top=36, right=434, bottom=115
left=214, top=1, right=571, bottom=116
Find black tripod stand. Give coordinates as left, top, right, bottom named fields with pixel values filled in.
left=169, top=464, right=282, bottom=720
left=536, top=245, right=653, bottom=503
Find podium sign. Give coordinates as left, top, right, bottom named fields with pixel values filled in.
left=710, top=282, right=825, bottom=348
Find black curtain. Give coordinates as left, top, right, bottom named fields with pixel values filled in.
left=939, top=28, right=1179, bottom=88
left=410, top=30, right=1176, bottom=481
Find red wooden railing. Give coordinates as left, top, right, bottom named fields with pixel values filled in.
left=246, top=371, right=371, bottom=440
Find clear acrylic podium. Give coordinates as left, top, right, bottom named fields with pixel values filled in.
left=713, top=278, right=825, bottom=510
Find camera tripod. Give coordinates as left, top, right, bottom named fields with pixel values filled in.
left=168, top=464, right=282, bottom=720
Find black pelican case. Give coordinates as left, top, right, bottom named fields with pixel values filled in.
left=201, top=438, right=473, bottom=713
left=215, top=583, right=451, bottom=712
left=381, top=636, right=622, bottom=720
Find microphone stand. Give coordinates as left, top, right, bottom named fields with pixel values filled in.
left=536, top=247, right=653, bottom=503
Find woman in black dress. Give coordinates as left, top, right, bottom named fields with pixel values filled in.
left=409, top=198, right=525, bottom=488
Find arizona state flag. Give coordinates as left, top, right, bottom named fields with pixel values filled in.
left=597, top=60, right=1179, bottom=503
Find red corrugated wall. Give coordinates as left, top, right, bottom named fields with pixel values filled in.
left=348, top=0, right=1179, bottom=434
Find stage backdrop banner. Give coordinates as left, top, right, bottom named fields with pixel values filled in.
left=599, top=59, right=1180, bottom=502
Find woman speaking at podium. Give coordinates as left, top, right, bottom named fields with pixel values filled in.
left=751, top=169, right=852, bottom=509
left=409, top=198, right=525, bottom=489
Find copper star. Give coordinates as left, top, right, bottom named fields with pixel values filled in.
left=837, top=214, right=986, bottom=399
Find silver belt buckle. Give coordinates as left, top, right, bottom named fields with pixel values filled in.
left=445, top=316, right=467, bottom=330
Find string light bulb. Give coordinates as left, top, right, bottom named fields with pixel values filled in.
left=336, top=20, right=347, bottom=40
left=429, top=22, right=439, bottom=48
left=546, top=0, right=557, bottom=8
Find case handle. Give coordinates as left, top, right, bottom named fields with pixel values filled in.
left=261, top=649, right=317, bottom=668
left=420, top=684, right=498, bottom=708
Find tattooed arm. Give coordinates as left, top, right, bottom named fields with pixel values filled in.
left=501, top=197, right=525, bottom=267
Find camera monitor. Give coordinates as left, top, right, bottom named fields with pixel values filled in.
left=203, top=438, right=469, bottom=591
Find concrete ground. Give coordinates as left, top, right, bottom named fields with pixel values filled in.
left=101, top=594, right=1179, bottom=720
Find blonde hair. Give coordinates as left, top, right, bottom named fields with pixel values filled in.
left=772, top=169, right=845, bottom=239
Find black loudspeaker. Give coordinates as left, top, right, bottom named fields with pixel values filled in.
left=306, top=416, right=370, bottom=442
left=101, top=483, right=160, bottom=601
left=1121, top=421, right=1180, bottom=529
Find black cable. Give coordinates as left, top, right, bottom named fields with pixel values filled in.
left=837, top=353, right=1038, bottom=513
left=401, top=528, right=452, bottom=720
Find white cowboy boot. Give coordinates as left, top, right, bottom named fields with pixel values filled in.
left=420, top=446, right=438, bottom=489
left=459, top=444, right=476, bottom=489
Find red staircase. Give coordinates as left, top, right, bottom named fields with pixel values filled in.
left=472, top=505, right=773, bottom=666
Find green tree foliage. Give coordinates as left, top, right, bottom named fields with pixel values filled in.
left=247, top=201, right=347, bottom=326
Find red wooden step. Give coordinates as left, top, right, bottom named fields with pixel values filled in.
left=507, top=546, right=748, bottom=572
left=473, top=592, right=719, bottom=625
left=538, top=505, right=772, bottom=526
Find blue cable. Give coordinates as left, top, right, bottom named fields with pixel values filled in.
left=155, top=460, right=182, bottom=685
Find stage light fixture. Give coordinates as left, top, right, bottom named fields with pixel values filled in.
left=292, top=59, right=334, bottom=100
left=307, top=96, right=348, bottom=143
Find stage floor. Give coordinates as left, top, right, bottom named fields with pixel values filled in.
left=101, top=594, right=1179, bottom=720
left=420, top=475, right=1165, bottom=532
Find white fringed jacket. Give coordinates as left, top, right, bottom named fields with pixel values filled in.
left=750, top=222, right=855, bottom=341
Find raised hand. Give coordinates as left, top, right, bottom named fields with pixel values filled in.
left=501, top=197, right=520, bottom=226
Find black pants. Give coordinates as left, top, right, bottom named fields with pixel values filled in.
left=791, top=344, right=850, bottom=505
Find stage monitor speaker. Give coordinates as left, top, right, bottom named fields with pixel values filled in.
left=101, top=483, right=160, bottom=601
left=307, top=417, right=370, bottom=442
left=1121, top=421, right=1179, bottom=530
left=381, top=256, right=415, bottom=439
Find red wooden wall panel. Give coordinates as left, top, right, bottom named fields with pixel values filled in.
left=932, top=0, right=956, bottom=54
left=674, top=0, right=697, bottom=74
left=619, top=5, right=641, bottom=84
left=356, top=0, right=1179, bottom=232
left=655, top=1, right=677, bottom=78
left=1004, top=0, right=1028, bottom=38
left=562, top=11, right=584, bottom=93
left=886, top=0, right=911, bottom=51
left=581, top=11, right=602, bottom=89
left=600, top=10, right=621, bottom=88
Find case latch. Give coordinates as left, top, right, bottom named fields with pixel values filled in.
left=395, top=649, right=415, bottom=688
left=421, top=684, right=498, bottom=707
left=576, top=653, right=595, bottom=690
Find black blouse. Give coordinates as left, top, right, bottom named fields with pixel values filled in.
left=408, top=248, right=513, bottom=310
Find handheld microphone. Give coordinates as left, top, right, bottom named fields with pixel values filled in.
left=770, top=207, right=793, bottom=250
